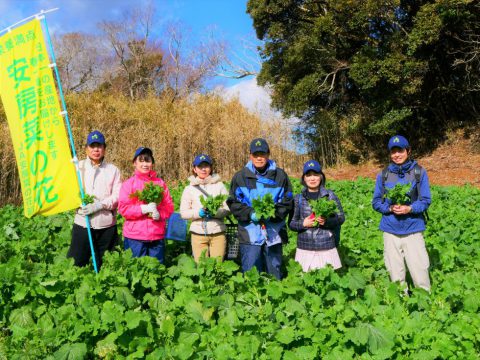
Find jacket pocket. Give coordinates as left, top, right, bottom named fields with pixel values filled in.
left=125, top=221, right=138, bottom=236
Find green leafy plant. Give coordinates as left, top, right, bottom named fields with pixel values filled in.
left=385, top=183, right=411, bottom=205
left=1, top=179, right=480, bottom=358
left=252, top=193, right=276, bottom=220
left=309, top=197, right=338, bottom=226
left=130, top=181, right=164, bottom=204
left=82, top=193, right=96, bottom=205
left=200, top=194, right=227, bottom=215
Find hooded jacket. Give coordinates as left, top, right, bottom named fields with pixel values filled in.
left=227, top=160, right=293, bottom=246
left=289, top=187, right=345, bottom=250
left=74, top=158, right=122, bottom=229
left=372, top=160, right=431, bottom=235
left=118, top=170, right=174, bottom=241
left=180, top=174, right=230, bottom=235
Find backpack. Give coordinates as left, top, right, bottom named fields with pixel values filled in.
left=381, top=164, right=429, bottom=222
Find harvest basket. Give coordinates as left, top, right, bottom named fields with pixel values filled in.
left=225, top=217, right=239, bottom=260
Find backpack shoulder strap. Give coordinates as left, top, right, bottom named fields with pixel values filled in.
left=413, top=164, right=422, bottom=183
left=413, top=163, right=423, bottom=200
left=381, top=167, right=389, bottom=203
left=412, top=164, right=429, bottom=222
left=194, top=185, right=210, bottom=198
left=381, top=167, right=389, bottom=186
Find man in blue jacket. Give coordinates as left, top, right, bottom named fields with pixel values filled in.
left=227, top=138, right=293, bottom=279
left=372, top=135, right=431, bottom=292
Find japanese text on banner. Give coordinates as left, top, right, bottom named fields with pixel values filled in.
left=0, top=19, right=80, bottom=217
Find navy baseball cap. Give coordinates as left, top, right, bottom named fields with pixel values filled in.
left=388, top=135, right=409, bottom=150
left=250, top=138, right=270, bottom=154
left=86, top=130, right=105, bottom=145
left=133, top=147, right=154, bottom=162
left=193, top=154, right=213, bottom=166
left=303, top=160, right=322, bottom=175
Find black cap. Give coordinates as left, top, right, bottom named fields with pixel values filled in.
left=250, top=138, right=269, bottom=153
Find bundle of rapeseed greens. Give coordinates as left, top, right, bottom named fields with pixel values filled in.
left=130, top=181, right=164, bottom=204
left=200, top=194, right=228, bottom=215
left=385, top=183, right=411, bottom=205
left=252, top=193, right=276, bottom=220
left=309, top=197, right=338, bottom=226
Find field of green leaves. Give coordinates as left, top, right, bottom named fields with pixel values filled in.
left=1, top=178, right=479, bottom=359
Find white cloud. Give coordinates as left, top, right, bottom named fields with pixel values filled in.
left=219, top=77, right=305, bottom=153
left=220, top=77, right=301, bottom=126
left=220, top=77, right=279, bottom=120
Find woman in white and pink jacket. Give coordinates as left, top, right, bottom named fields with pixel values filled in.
left=118, top=147, right=174, bottom=263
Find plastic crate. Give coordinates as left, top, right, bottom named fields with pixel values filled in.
left=225, top=220, right=239, bottom=260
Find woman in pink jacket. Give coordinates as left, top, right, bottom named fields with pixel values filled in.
left=118, top=147, right=174, bottom=263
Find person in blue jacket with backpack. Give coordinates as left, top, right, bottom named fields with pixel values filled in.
left=372, top=135, right=432, bottom=292
left=227, top=138, right=293, bottom=279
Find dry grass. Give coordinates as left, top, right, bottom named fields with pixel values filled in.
left=0, top=92, right=307, bottom=206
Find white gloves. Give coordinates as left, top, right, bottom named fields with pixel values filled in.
left=141, top=202, right=160, bottom=221
left=141, top=202, right=157, bottom=214
left=78, top=201, right=103, bottom=216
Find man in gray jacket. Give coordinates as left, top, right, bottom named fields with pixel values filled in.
left=67, top=130, right=122, bottom=269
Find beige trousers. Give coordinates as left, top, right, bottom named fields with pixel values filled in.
left=191, top=232, right=226, bottom=262
left=384, top=232, right=431, bottom=291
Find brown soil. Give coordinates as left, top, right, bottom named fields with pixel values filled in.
left=324, top=135, right=480, bottom=187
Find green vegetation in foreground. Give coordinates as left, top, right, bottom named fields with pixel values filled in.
left=0, top=178, right=479, bottom=359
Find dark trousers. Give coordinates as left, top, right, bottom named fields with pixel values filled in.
left=124, top=237, right=165, bottom=264
left=68, top=223, right=118, bottom=269
left=239, top=243, right=283, bottom=279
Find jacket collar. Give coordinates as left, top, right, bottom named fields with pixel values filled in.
left=301, top=186, right=329, bottom=198
left=388, top=160, right=416, bottom=178
left=245, top=160, right=277, bottom=178
left=189, top=173, right=221, bottom=185
left=134, top=169, right=157, bottom=181
left=85, top=157, right=105, bottom=169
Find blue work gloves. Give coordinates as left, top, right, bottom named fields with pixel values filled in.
left=78, top=201, right=103, bottom=216
left=199, top=208, right=210, bottom=218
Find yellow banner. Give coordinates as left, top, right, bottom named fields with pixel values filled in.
left=0, top=19, right=80, bottom=218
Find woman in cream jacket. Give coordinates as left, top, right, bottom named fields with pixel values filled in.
left=180, top=154, right=230, bottom=262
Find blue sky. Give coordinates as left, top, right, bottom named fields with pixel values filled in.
left=0, top=0, right=260, bottom=85
left=0, top=0, right=275, bottom=118
left=0, top=0, right=255, bottom=38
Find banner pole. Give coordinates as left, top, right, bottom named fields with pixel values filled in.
left=0, top=8, right=58, bottom=35
left=39, top=11, right=99, bottom=273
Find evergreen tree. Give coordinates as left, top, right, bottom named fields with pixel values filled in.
left=248, top=0, right=480, bottom=162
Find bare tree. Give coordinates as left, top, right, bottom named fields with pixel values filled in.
left=215, top=35, right=261, bottom=80
left=53, top=32, right=107, bottom=92
left=99, top=4, right=163, bottom=99
left=162, top=23, right=226, bottom=100
left=96, top=3, right=261, bottom=100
